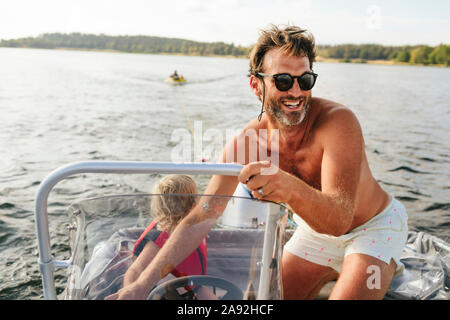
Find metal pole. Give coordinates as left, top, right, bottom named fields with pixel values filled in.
left=257, top=203, right=280, bottom=300
left=34, top=161, right=243, bottom=299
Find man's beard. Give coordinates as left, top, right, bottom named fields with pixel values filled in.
left=265, top=95, right=311, bottom=127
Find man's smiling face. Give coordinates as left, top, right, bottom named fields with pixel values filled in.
left=261, top=48, right=313, bottom=127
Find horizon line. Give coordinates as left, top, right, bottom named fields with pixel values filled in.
left=1, top=32, right=447, bottom=48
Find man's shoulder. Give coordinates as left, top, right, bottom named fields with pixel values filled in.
left=237, top=116, right=268, bottom=134
left=313, top=97, right=348, bottom=113
left=312, top=98, right=362, bottom=141
left=313, top=97, right=358, bottom=126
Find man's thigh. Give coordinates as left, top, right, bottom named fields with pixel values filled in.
left=282, top=250, right=338, bottom=300
left=329, top=253, right=396, bottom=300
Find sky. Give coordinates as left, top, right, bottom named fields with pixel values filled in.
left=0, top=0, right=449, bottom=46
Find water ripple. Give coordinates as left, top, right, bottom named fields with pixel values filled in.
left=424, top=203, right=450, bottom=212
left=388, top=166, right=430, bottom=174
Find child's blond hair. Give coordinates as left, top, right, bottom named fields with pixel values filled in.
left=151, top=174, right=198, bottom=232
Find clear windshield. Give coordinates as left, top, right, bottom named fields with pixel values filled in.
left=63, top=194, right=290, bottom=300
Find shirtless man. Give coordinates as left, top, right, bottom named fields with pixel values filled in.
left=106, top=25, right=408, bottom=300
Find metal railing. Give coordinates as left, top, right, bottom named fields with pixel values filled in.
left=34, top=161, right=281, bottom=300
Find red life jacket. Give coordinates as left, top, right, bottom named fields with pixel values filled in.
left=132, top=220, right=207, bottom=277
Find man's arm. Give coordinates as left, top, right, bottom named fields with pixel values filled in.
left=290, top=107, right=363, bottom=235
left=135, top=174, right=238, bottom=288
left=241, top=107, right=363, bottom=236
left=122, top=241, right=160, bottom=287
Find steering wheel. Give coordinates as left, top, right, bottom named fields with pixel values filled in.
left=147, top=275, right=243, bottom=300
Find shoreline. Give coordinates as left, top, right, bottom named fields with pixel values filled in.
left=315, top=56, right=448, bottom=68
left=1, top=46, right=447, bottom=67
left=0, top=46, right=249, bottom=60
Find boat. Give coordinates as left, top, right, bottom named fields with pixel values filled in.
left=34, top=161, right=449, bottom=300
left=165, top=75, right=187, bottom=84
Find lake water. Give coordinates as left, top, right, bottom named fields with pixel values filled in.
left=0, top=47, right=449, bottom=299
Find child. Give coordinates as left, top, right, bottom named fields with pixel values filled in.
left=122, top=174, right=207, bottom=288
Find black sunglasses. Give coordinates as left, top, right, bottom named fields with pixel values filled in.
left=256, top=71, right=318, bottom=91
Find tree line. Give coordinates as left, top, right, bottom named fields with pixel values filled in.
left=1, top=33, right=448, bottom=66
left=0, top=33, right=250, bottom=57
left=318, top=43, right=449, bottom=66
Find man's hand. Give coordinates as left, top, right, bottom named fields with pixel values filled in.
left=105, top=280, right=149, bottom=300
left=238, top=161, right=297, bottom=204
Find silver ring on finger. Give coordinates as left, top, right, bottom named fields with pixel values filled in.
left=257, top=187, right=264, bottom=197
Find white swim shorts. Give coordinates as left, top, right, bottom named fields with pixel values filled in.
left=284, top=197, right=408, bottom=275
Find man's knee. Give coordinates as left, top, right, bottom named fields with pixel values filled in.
left=329, top=254, right=396, bottom=300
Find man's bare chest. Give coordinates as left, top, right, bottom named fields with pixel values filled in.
left=254, top=127, right=323, bottom=189
left=278, top=149, right=323, bottom=190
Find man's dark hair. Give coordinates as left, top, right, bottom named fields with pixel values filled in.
left=249, top=24, right=317, bottom=74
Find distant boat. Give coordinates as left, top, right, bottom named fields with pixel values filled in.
left=165, top=74, right=187, bottom=84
